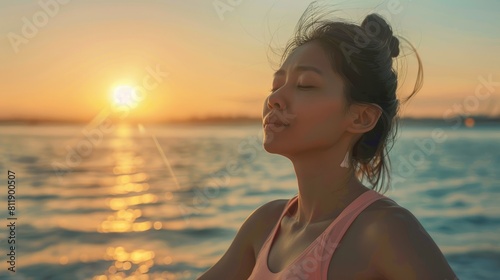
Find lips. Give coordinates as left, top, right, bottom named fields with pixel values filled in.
left=264, top=116, right=290, bottom=126
left=263, top=118, right=289, bottom=127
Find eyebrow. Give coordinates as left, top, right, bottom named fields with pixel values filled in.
left=273, top=65, right=324, bottom=77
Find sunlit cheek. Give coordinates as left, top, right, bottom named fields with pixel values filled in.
left=295, top=105, right=341, bottom=143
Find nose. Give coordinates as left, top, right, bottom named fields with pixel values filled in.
left=267, top=91, right=286, bottom=111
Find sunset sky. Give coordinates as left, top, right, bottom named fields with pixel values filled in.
left=1, top=0, right=499, bottom=123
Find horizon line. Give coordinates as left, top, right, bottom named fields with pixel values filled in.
left=1, top=114, right=499, bottom=125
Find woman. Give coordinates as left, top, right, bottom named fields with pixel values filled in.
left=198, top=4, right=458, bottom=280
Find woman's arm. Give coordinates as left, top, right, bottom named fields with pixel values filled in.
left=197, top=199, right=286, bottom=280
left=368, top=207, right=458, bottom=280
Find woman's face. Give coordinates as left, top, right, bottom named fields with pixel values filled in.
left=262, top=40, right=351, bottom=157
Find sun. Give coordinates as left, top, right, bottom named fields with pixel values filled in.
left=113, top=85, right=139, bottom=108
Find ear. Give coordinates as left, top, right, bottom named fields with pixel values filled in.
left=346, top=103, right=383, bottom=134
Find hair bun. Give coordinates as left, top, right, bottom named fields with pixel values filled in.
left=388, top=35, right=399, bottom=57
left=361, top=13, right=400, bottom=58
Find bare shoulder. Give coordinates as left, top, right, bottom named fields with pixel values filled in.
left=230, top=197, right=291, bottom=256
left=238, top=198, right=289, bottom=235
left=252, top=198, right=290, bottom=219
left=358, top=197, right=429, bottom=240
left=357, top=197, right=415, bottom=227
left=355, top=197, right=458, bottom=280
left=249, top=198, right=290, bottom=250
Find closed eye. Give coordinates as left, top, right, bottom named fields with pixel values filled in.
left=269, top=85, right=315, bottom=93
left=298, top=85, right=315, bottom=90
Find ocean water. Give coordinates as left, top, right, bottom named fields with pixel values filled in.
left=0, top=123, right=499, bottom=280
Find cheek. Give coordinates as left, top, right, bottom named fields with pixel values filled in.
left=301, top=98, right=345, bottom=125
left=296, top=101, right=347, bottom=142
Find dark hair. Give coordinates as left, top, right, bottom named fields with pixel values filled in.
left=274, top=3, right=423, bottom=194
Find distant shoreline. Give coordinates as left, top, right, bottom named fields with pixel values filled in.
left=0, top=115, right=499, bottom=126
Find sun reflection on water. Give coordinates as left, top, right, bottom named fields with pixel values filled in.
left=94, top=246, right=161, bottom=279
left=92, top=124, right=180, bottom=280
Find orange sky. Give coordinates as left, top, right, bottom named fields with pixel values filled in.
left=1, top=0, right=499, bottom=123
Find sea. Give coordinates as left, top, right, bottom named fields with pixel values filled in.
left=0, top=122, right=499, bottom=280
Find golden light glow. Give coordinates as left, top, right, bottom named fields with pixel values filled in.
left=465, top=117, right=475, bottom=128
left=112, top=85, right=139, bottom=108
left=96, top=247, right=157, bottom=280
left=59, top=256, right=68, bottom=265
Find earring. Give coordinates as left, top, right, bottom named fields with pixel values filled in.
left=340, top=150, right=350, bottom=168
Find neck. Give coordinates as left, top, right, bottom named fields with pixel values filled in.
left=287, top=147, right=368, bottom=226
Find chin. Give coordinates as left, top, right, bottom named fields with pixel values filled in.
left=262, top=137, right=293, bottom=157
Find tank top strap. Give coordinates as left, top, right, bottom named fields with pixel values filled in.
left=315, top=189, right=389, bottom=277
left=254, top=194, right=299, bottom=261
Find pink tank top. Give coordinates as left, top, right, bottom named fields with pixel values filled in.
left=247, top=189, right=390, bottom=280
